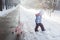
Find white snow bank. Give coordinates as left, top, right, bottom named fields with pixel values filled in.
left=0, top=4, right=20, bottom=29
left=0, top=4, right=20, bottom=17
left=43, top=10, right=60, bottom=24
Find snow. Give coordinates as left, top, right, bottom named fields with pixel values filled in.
left=0, top=4, right=60, bottom=40
left=0, top=5, right=18, bottom=17
left=20, top=5, right=60, bottom=40
left=43, top=10, right=60, bottom=24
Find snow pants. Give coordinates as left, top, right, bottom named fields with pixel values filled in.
left=35, top=23, right=45, bottom=31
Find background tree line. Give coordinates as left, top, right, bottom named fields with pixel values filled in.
left=0, top=0, right=20, bottom=11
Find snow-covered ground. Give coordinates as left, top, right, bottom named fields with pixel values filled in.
left=20, top=5, right=60, bottom=40
left=0, top=4, right=60, bottom=40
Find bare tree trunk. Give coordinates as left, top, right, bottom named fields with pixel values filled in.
left=0, top=0, right=2, bottom=11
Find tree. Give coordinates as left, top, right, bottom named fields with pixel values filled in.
left=40, top=0, right=56, bottom=16
left=0, top=0, right=2, bottom=11
left=5, top=0, right=20, bottom=9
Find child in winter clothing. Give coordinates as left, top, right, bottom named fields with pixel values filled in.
left=35, top=10, right=45, bottom=32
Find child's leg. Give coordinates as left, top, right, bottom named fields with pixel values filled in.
left=35, top=23, right=39, bottom=31
left=39, top=23, right=45, bottom=31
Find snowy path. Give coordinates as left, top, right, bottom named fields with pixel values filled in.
left=20, top=5, right=60, bottom=40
